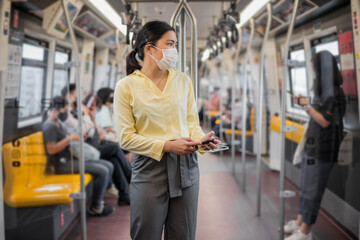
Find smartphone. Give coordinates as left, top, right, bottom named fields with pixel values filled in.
left=201, top=138, right=218, bottom=145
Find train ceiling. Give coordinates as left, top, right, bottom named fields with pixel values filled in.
left=13, top=0, right=349, bottom=50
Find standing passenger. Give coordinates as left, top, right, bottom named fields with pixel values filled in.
left=113, top=21, right=219, bottom=240
left=284, top=51, right=346, bottom=240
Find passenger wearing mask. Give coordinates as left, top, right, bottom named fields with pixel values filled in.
left=61, top=84, right=79, bottom=130
left=42, top=96, right=115, bottom=216
left=95, top=88, right=116, bottom=134
left=284, top=51, right=346, bottom=240
left=83, top=94, right=132, bottom=205
left=95, top=87, right=133, bottom=160
left=114, top=21, right=219, bottom=240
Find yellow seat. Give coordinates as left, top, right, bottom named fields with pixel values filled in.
left=269, top=115, right=305, bottom=144
left=205, top=110, right=220, bottom=117
left=215, top=119, right=221, bottom=125
left=2, top=132, right=92, bottom=208
left=225, top=107, right=255, bottom=136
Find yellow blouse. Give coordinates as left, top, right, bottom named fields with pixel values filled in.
left=114, top=69, right=205, bottom=161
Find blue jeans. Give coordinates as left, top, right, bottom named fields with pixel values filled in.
left=55, top=159, right=114, bottom=208
left=98, top=142, right=132, bottom=199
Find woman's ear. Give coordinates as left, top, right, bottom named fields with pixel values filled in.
left=144, top=44, right=153, bottom=55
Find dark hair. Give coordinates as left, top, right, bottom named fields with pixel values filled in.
left=52, top=96, right=68, bottom=110
left=97, top=88, right=114, bottom=105
left=61, top=83, right=76, bottom=97
left=312, top=51, right=343, bottom=100
left=126, top=21, right=175, bottom=75
left=83, top=93, right=101, bottom=108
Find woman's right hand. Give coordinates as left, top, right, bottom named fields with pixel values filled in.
left=69, top=133, right=79, bottom=141
left=164, top=138, right=201, bottom=155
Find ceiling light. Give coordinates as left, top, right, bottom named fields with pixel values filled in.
left=238, top=0, right=270, bottom=28
left=88, top=0, right=127, bottom=36
left=201, top=49, right=210, bottom=62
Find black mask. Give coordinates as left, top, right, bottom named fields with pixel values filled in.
left=58, top=111, right=68, bottom=121
left=109, top=97, right=114, bottom=103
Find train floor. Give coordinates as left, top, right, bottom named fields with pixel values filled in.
left=63, top=152, right=355, bottom=240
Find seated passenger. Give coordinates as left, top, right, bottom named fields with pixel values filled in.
left=83, top=94, right=132, bottom=205
left=95, top=88, right=117, bottom=137
left=213, top=99, right=242, bottom=140
left=61, top=84, right=80, bottom=130
left=42, top=96, right=115, bottom=216
left=284, top=51, right=346, bottom=240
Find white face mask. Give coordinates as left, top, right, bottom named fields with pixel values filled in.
left=147, top=46, right=178, bottom=70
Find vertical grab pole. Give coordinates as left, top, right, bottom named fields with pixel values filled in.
left=0, top=1, right=11, bottom=239
left=279, top=0, right=300, bottom=238
left=256, top=3, right=272, bottom=217
left=0, top=72, right=5, bottom=240
left=62, top=1, right=87, bottom=239
left=170, top=0, right=198, bottom=102
left=183, top=2, right=198, bottom=102
left=232, top=27, right=242, bottom=174
left=180, top=10, right=186, bottom=72
left=241, top=18, right=254, bottom=192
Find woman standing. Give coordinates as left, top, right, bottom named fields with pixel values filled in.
left=114, top=21, right=218, bottom=240
left=284, top=51, right=346, bottom=240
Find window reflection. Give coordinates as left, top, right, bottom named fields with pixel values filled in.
left=19, top=66, right=44, bottom=118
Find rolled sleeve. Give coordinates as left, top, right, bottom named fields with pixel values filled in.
left=319, top=97, right=335, bottom=122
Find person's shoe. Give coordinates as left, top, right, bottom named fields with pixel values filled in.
left=280, top=220, right=301, bottom=235
left=104, top=184, right=118, bottom=198
left=118, top=196, right=130, bottom=206
left=285, top=230, right=313, bottom=240
left=88, top=204, right=115, bottom=217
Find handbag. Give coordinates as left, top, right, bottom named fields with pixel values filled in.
left=293, top=122, right=308, bottom=165
left=69, top=141, right=100, bottom=161
left=337, top=131, right=353, bottom=165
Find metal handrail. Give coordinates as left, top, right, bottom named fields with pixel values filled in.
left=241, top=18, right=254, bottom=193
left=256, top=2, right=272, bottom=217
left=170, top=0, right=198, bottom=102
left=62, top=1, right=87, bottom=239
left=279, top=0, right=300, bottom=238
left=231, top=27, right=242, bottom=174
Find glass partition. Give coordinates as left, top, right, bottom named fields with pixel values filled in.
left=282, top=46, right=359, bottom=239
left=2, top=46, right=83, bottom=240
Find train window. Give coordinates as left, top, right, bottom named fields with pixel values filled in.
left=52, top=46, right=71, bottom=97
left=311, top=33, right=340, bottom=68
left=18, top=37, right=48, bottom=123
left=288, top=44, right=308, bottom=110
left=311, top=33, right=339, bottom=55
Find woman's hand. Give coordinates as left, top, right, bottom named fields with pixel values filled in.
left=69, top=133, right=79, bottom=141
left=293, top=94, right=309, bottom=106
left=164, top=138, right=201, bottom=155
left=200, top=131, right=220, bottom=150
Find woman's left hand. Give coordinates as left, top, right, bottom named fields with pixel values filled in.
left=200, top=131, right=221, bottom=150
left=293, top=94, right=309, bottom=106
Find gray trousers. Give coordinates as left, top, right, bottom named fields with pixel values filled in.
left=130, top=153, right=199, bottom=240
left=299, top=153, right=334, bottom=224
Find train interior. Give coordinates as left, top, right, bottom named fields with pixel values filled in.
left=0, top=0, right=359, bottom=239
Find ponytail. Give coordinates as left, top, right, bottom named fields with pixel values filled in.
left=126, top=50, right=142, bottom=75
